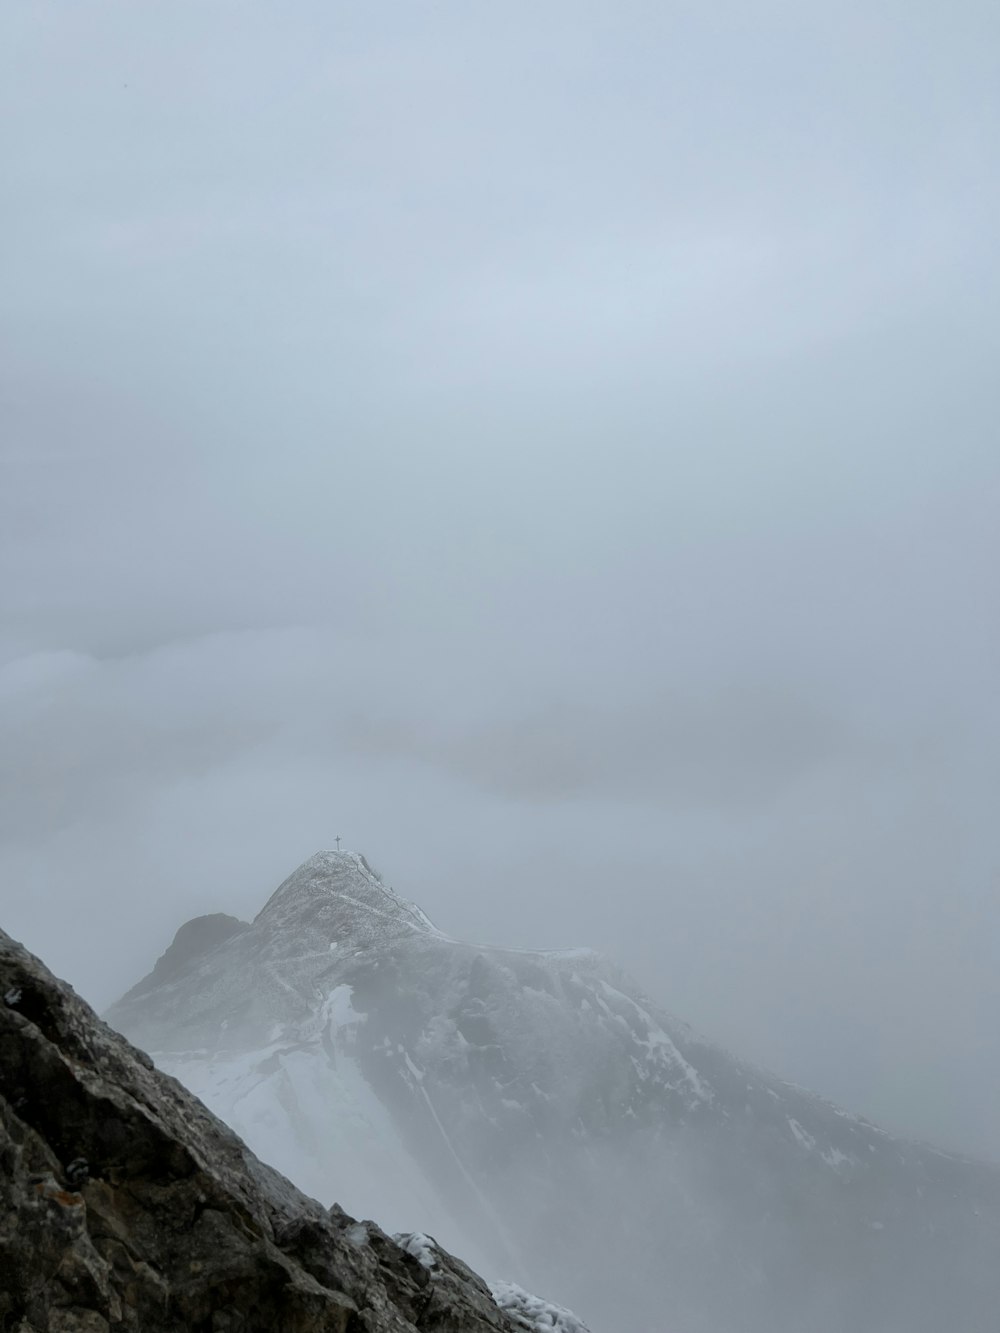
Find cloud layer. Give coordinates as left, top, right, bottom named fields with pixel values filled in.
left=3, top=0, right=999, bottom=1157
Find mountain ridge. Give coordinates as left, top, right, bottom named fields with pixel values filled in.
left=1, top=923, right=589, bottom=1333
left=107, top=849, right=1000, bottom=1333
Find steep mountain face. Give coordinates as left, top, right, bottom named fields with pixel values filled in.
left=108, top=851, right=1000, bottom=1333
left=0, top=925, right=584, bottom=1333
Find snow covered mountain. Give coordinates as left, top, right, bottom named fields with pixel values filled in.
left=107, top=850, right=1000, bottom=1333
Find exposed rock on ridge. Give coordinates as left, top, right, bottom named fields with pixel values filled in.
left=0, top=926, right=538, bottom=1333
left=118, top=913, right=249, bottom=1003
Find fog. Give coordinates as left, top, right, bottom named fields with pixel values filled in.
left=3, top=0, right=1000, bottom=1175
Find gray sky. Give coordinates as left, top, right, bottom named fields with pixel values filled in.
left=3, top=2, right=999, bottom=1158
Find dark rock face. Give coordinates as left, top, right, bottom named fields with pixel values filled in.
left=0, top=928, right=521, bottom=1333
left=117, top=913, right=249, bottom=1004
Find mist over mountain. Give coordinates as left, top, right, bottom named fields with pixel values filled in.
left=6, top=6, right=999, bottom=1331
left=109, top=850, right=1000, bottom=1333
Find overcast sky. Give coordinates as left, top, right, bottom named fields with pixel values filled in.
left=3, top=1, right=999, bottom=1158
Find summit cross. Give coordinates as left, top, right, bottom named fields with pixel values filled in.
left=335, top=835, right=342, bottom=852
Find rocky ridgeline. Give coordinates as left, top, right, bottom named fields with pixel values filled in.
left=0, top=927, right=576, bottom=1333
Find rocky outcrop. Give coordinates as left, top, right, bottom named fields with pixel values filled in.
left=117, top=913, right=249, bottom=1004
left=0, top=927, right=527, bottom=1333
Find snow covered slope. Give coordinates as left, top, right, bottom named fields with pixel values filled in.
left=108, top=850, right=1000, bottom=1333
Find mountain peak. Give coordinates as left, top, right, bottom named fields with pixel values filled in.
left=254, top=848, right=445, bottom=949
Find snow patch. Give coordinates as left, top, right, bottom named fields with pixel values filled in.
left=598, top=981, right=712, bottom=1107
left=823, top=1146, right=855, bottom=1171
left=323, top=984, right=362, bottom=1031
left=787, top=1118, right=817, bottom=1153
left=394, top=1232, right=438, bottom=1271
left=402, top=1051, right=425, bottom=1082
left=490, top=1280, right=591, bottom=1332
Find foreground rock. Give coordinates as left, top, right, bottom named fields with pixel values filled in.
left=0, top=927, right=571, bottom=1333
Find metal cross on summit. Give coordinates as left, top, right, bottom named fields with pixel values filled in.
left=335, top=835, right=342, bottom=852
